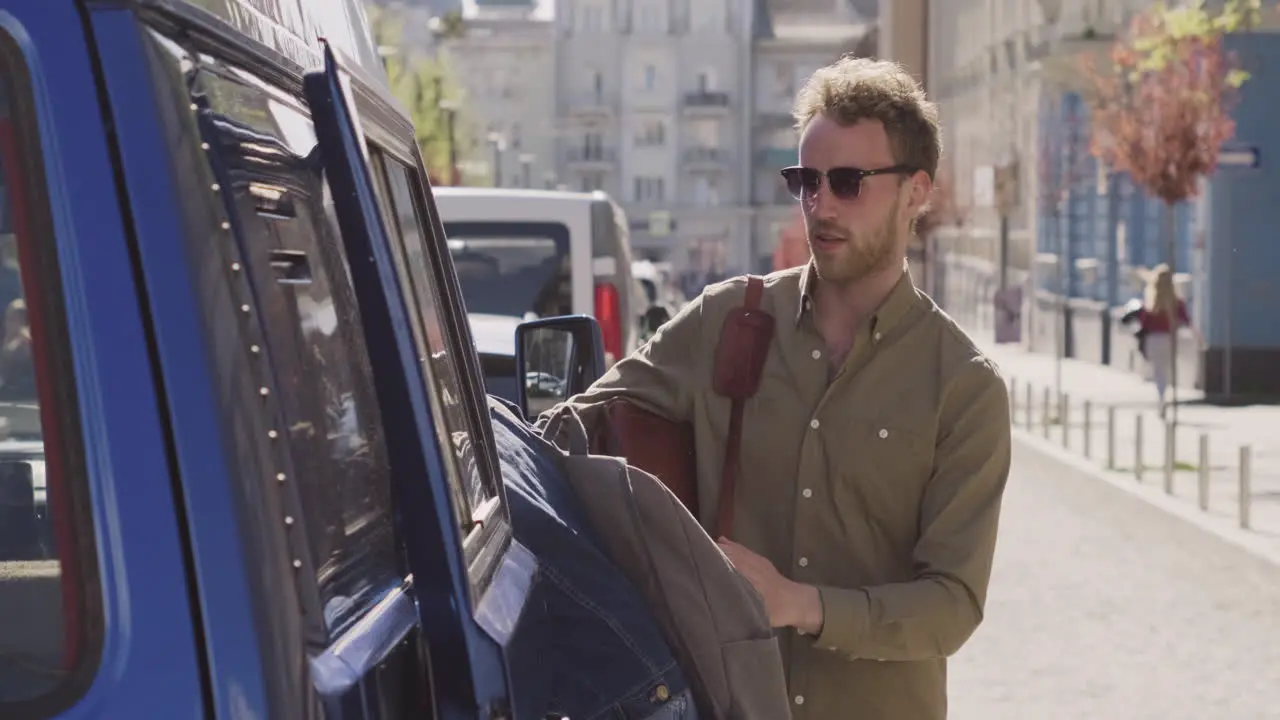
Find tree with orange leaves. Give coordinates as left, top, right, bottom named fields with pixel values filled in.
left=1082, top=0, right=1259, bottom=423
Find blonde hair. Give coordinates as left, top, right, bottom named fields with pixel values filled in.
left=1143, top=264, right=1179, bottom=317
left=791, top=56, right=942, bottom=180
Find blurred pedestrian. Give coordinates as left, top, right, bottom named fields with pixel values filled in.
left=1136, top=264, right=1197, bottom=417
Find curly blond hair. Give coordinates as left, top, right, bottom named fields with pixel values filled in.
left=792, top=55, right=942, bottom=180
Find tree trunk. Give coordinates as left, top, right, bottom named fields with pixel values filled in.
left=1164, top=205, right=1178, bottom=428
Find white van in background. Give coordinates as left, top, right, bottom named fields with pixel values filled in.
left=432, top=187, right=647, bottom=395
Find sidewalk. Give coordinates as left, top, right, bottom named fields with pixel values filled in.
left=975, top=333, right=1280, bottom=561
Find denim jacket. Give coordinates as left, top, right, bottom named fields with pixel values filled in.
left=489, top=397, right=691, bottom=720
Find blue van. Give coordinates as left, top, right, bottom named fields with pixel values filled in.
left=0, top=0, right=628, bottom=717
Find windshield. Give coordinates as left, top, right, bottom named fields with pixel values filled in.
left=445, top=221, right=571, bottom=319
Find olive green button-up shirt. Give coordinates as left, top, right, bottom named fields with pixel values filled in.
left=561, top=263, right=1011, bottom=719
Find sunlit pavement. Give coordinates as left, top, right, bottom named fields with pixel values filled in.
left=948, top=443, right=1280, bottom=719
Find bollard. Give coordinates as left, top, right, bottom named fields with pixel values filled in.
left=1025, top=384, right=1034, bottom=431
left=1134, top=414, right=1144, bottom=481
left=1163, top=419, right=1175, bottom=495
left=1106, top=406, right=1116, bottom=470
left=1239, top=446, right=1252, bottom=530
left=1083, top=401, right=1092, bottom=458
left=1197, top=434, right=1210, bottom=511
left=1009, top=377, right=1017, bottom=422
left=1042, top=387, right=1051, bottom=438
left=1060, top=394, right=1071, bottom=448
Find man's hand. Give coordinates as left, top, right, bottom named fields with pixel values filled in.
left=718, top=538, right=823, bottom=634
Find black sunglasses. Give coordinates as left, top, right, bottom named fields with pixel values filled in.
left=780, top=165, right=917, bottom=201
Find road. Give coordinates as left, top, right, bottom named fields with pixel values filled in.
left=949, top=443, right=1280, bottom=719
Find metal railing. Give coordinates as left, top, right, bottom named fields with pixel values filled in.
left=565, top=147, right=617, bottom=164
left=683, top=91, right=730, bottom=108
left=682, top=146, right=727, bottom=164
left=1007, top=376, right=1259, bottom=530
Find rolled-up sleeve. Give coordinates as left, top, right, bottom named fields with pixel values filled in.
left=544, top=291, right=707, bottom=429
left=813, top=358, right=1011, bottom=660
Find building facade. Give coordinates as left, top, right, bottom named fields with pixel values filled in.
left=751, top=4, right=867, bottom=272
left=437, top=0, right=560, bottom=189
left=924, top=0, right=1137, bottom=350
left=877, top=0, right=926, bottom=86
left=922, top=0, right=1280, bottom=396
left=551, top=0, right=759, bottom=282
left=427, top=0, right=875, bottom=284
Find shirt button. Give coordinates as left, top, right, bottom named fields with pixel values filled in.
left=874, top=331, right=882, bottom=341
left=810, top=418, right=820, bottom=430
left=811, top=349, right=821, bottom=360
left=802, top=488, right=813, bottom=498
left=878, top=428, right=888, bottom=439
left=794, top=695, right=805, bottom=706
left=798, top=557, right=809, bottom=567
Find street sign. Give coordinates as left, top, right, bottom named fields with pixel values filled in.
left=1218, top=145, right=1260, bottom=169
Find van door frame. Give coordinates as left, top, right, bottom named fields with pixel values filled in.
left=304, top=44, right=520, bottom=718
left=1, top=0, right=212, bottom=716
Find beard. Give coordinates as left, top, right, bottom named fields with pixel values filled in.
left=805, top=200, right=902, bottom=285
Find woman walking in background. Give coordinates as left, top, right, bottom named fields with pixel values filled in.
left=1138, top=264, right=1193, bottom=417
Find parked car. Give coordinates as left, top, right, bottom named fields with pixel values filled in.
left=470, top=311, right=522, bottom=405
left=433, top=187, right=649, bottom=368
left=0, top=1, right=683, bottom=717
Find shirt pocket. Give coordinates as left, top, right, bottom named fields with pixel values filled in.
left=846, top=418, right=932, bottom=477
left=833, top=419, right=934, bottom=560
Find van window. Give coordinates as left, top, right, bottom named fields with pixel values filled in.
left=370, top=150, right=498, bottom=535
left=445, top=222, right=572, bottom=319
left=199, top=67, right=399, bottom=636
left=0, top=33, right=101, bottom=710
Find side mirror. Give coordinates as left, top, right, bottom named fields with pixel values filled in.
left=515, top=315, right=607, bottom=420
left=641, top=305, right=672, bottom=335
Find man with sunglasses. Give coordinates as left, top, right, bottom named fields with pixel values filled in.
left=556, top=56, right=1012, bottom=719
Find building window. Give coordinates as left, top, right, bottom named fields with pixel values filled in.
left=774, top=62, right=795, bottom=98
left=769, top=127, right=795, bottom=147
left=634, top=119, right=666, bottom=147
left=582, top=132, right=604, bottom=159
left=643, top=64, right=657, bottom=90
left=696, top=69, right=716, bottom=93
left=579, top=4, right=605, bottom=32
left=632, top=176, right=665, bottom=202
left=635, top=0, right=664, bottom=32
left=692, top=0, right=725, bottom=32
left=581, top=172, right=605, bottom=192
left=693, top=175, right=721, bottom=207
left=689, top=118, right=720, bottom=148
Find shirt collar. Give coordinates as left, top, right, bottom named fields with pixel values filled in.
left=796, top=259, right=920, bottom=337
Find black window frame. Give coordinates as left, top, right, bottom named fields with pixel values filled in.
left=361, top=140, right=510, bottom=599
left=366, top=146, right=481, bottom=535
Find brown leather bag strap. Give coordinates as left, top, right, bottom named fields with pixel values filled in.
left=715, top=275, right=766, bottom=538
